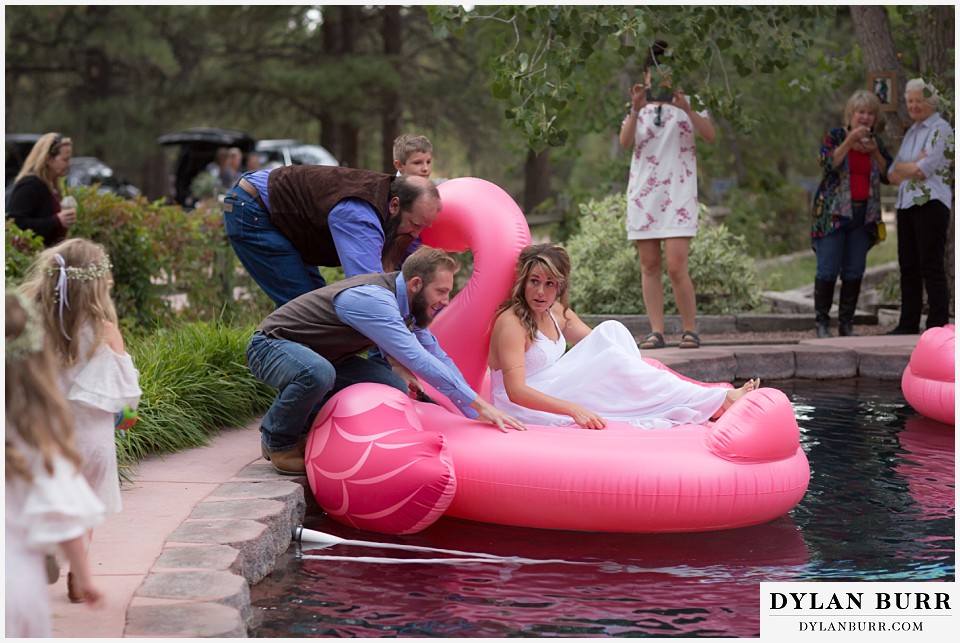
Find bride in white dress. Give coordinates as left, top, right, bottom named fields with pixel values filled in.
left=488, top=244, right=757, bottom=429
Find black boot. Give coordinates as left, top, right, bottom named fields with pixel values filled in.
left=814, top=278, right=836, bottom=338
left=838, top=279, right=862, bottom=337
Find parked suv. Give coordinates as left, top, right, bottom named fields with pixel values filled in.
left=157, top=128, right=338, bottom=207
left=156, top=127, right=255, bottom=208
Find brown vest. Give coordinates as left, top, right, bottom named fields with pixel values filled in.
left=267, top=165, right=394, bottom=266
left=258, top=271, right=399, bottom=364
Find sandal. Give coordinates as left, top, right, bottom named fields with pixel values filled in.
left=67, top=571, right=84, bottom=603
left=678, top=330, right=701, bottom=349
left=639, top=331, right=665, bottom=350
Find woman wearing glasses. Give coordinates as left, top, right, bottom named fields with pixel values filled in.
left=619, top=40, right=715, bottom=350
left=7, top=132, right=76, bottom=246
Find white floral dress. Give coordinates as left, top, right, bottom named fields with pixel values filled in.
left=58, top=324, right=142, bottom=513
left=624, top=100, right=705, bottom=240
left=5, top=439, right=104, bottom=637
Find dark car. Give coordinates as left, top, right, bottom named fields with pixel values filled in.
left=156, top=127, right=255, bottom=208
left=157, top=128, right=338, bottom=207
left=5, top=133, right=140, bottom=207
left=66, top=156, right=141, bottom=198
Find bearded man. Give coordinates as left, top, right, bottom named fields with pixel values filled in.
left=223, top=164, right=440, bottom=307
left=246, top=247, right=525, bottom=475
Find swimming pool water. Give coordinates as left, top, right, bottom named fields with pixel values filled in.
left=248, top=379, right=955, bottom=637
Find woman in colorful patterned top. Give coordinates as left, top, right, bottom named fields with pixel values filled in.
left=810, top=89, right=892, bottom=338
left=618, top=40, right=715, bottom=351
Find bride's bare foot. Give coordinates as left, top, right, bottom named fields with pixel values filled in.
left=711, top=378, right=760, bottom=419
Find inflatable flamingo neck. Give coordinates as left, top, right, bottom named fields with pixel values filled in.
left=420, top=178, right=531, bottom=391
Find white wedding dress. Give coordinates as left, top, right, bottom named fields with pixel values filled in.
left=490, top=318, right=727, bottom=429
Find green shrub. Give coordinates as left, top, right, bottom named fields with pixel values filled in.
left=4, top=219, right=44, bottom=284
left=118, top=319, right=274, bottom=472
left=878, top=271, right=900, bottom=305
left=7, top=187, right=273, bottom=329
left=720, top=181, right=811, bottom=258
left=68, top=187, right=163, bottom=325
left=566, top=194, right=762, bottom=314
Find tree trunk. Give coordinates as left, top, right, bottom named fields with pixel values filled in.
left=320, top=8, right=342, bottom=158
left=916, top=6, right=956, bottom=318
left=850, top=6, right=909, bottom=138
left=726, top=128, right=748, bottom=187
left=523, top=147, right=552, bottom=213
left=338, top=6, right=360, bottom=168
left=381, top=6, right=403, bottom=173
left=918, top=6, right=954, bottom=79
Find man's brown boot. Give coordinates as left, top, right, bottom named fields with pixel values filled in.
left=261, top=443, right=306, bottom=476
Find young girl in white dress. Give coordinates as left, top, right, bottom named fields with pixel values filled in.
left=488, top=243, right=757, bottom=429
left=20, top=237, right=142, bottom=603
left=5, top=290, right=105, bottom=636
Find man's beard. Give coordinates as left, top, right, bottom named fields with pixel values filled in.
left=410, top=288, right=435, bottom=328
left=381, top=213, right=415, bottom=271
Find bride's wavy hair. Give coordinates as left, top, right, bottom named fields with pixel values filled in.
left=495, top=243, right=572, bottom=342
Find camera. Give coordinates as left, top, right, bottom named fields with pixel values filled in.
left=646, top=87, right=674, bottom=103
left=847, top=125, right=875, bottom=137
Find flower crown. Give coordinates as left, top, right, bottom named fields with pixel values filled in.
left=44, top=252, right=112, bottom=340
left=43, top=255, right=113, bottom=281
left=5, top=289, right=45, bottom=364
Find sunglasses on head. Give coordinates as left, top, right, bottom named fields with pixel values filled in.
left=49, top=134, right=64, bottom=156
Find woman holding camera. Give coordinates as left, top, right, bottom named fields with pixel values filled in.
left=619, top=40, right=715, bottom=350
left=810, top=90, right=892, bottom=337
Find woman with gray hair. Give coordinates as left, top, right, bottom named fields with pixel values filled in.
left=887, top=78, right=953, bottom=334
left=810, top=89, right=893, bottom=337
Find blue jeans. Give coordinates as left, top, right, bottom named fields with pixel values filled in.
left=246, top=332, right=407, bottom=451
left=813, top=205, right=872, bottom=282
left=223, top=177, right=326, bottom=307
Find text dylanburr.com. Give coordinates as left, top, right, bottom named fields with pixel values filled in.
left=761, top=582, right=955, bottom=639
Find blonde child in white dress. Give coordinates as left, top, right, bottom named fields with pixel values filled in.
left=20, top=238, right=141, bottom=602
left=5, top=290, right=105, bottom=636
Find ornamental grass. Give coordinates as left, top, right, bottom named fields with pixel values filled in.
left=117, top=320, right=273, bottom=476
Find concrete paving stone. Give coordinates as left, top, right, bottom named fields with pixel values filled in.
left=857, top=348, right=911, bottom=381
left=169, top=517, right=267, bottom=546
left=126, top=601, right=247, bottom=638
left=169, top=518, right=279, bottom=583
left=792, top=345, right=859, bottom=379
left=207, top=481, right=307, bottom=557
left=193, top=498, right=301, bottom=563
left=136, top=570, right=252, bottom=622
left=763, top=291, right=813, bottom=314
left=192, top=498, right=287, bottom=522
left=731, top=346, right=796, bottom=380
left=210, top=479, right=306, bottom=502
left=154, top=543, right=241, bottom=574
left=579, top=314, right=652, bottom=336
left=665, top=351, right=738, bottom=383
left=736, top=313, right=811, bottom=333
left=232, top=460, right=292, bottom=480
left=695, top=315, right=739, bottom=334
